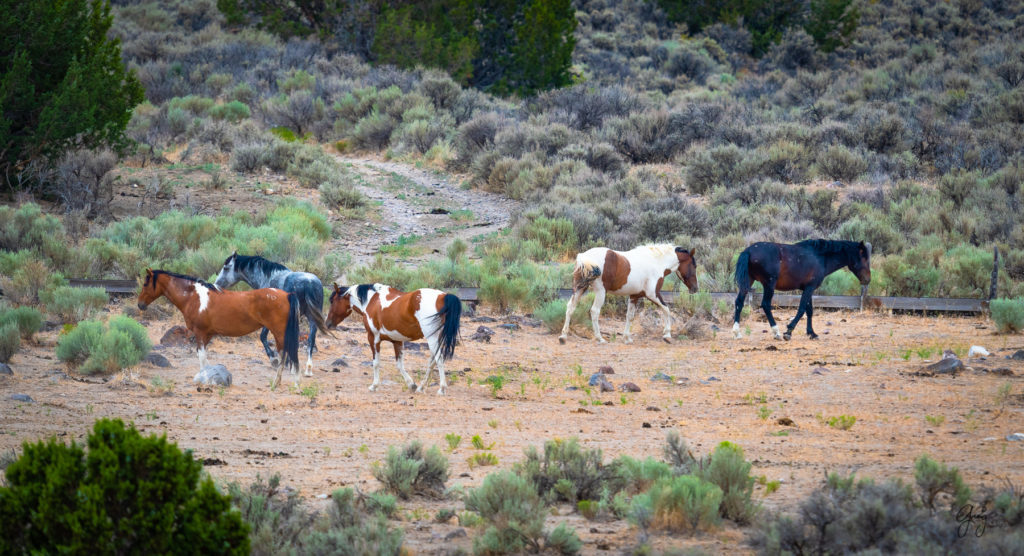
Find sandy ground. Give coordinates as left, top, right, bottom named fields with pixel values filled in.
left=2, top=298, right=1022, bottom=554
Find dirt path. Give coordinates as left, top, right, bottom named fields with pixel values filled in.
left=331, top=156, right=520, bottom=265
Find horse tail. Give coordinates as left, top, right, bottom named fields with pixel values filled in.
left=296, top=284, right=333, bottom=337
left=735, top=250, right=751, bottom=292
left=434, top=294, right=462, bottom=362
left=283, top=293, right=301, bottom=371
left=572, top=257, right=601, bottom=292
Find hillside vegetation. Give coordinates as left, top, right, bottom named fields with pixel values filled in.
left=3, top=0, right=1024, bottom=302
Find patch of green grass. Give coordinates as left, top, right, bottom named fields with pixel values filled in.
left=471, top=435, right=494, bottom=450
left=756, top=475, right=781, bottom=494
left=924, top=415, right=945, bottom=427
left=757, top=405, right=774, bottom=420
left=826, top=415, right=857, bottom=430
left=467, top=452, right=499, bottom=469
left=445, top=433, right=462, bottom=452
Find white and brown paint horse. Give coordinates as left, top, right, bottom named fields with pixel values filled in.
left=138, top=269, right=301, bottom=388
left=327, top=283, right=462, bottom=395
left=559, top=245, right=698, bottom=344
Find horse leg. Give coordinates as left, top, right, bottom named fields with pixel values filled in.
left=761, top=280, right=783, bottom=340
left=645, top=289, right=674, bottom=343
left=303, top=315, right=317, bottom=376
left=394, top=341, right=415, bottom=390
left=805, top=296, right=818, bottom=339
left=417, top=337, right=442, bottom=394
left=623, top=295, right=641, bottom=344
left=784, top=289, right=814, bottom=341
left=590, top=287, right=607, bottom=343
left=307, top=314, right=318, bottom=353
left=733, top=287, right=749, bottom=339
left=558, top=289, right=584, bottom=344
left=260, top=327, right=278, bottom=365
left=196, top=336, right=211, bottom=371
left=368, top=333, right=382, bottom=392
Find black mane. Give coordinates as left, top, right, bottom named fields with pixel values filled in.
left=795, top=239, right=859, bottom=256
left=232, top=254, right=289, bottom=275
left=151, top=269, right=221, bottom=291
left=355, top=284, right=375, bottom=305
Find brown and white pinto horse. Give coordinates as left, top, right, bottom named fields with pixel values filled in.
left=327, top=283, right=462, bottom=395
left=559, top=244, right=698, bottom=344
left=137, top=269, right=300, bottom=388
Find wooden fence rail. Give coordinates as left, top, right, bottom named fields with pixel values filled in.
left=68, top=279, right=987, bottom=313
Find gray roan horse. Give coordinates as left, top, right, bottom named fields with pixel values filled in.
left=214, top=252, right=331, bottom=375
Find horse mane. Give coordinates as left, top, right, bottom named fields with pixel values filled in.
left=151, top=270, right=222, bottom=292
left=232, top=254, right=289, bottom=275
left=636, top=244, right=676, bottom=258
left=355, top=284, right=375, bottom=305
left=795, top=239, right=859, bottom=256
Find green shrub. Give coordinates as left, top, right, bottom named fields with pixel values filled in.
left=685, top=144, right=751, bottom=194
left=697, top=441, right=758, bottom=524
left=515, top=437, right=614, bottom=504
left=914, top=454, right=970, bottom=511
left=55, top=317, right=151, bottom=375
left=816, top=145, right=866, bottom=183
left=209, top=100, right=251, bottom=123
left=372, top=441, right=449, bottom=499
left=320, top=181, right=367, bottom=210
left=0, top=322, right=19, bottom=364
left=465, top=470, right=581, bottom=555
left=613, top=456, right=674, bottom=495
left=0, top=418, right=249, bottom=554
left=40, top=286, right=109, bottom=323
left=302, top=489, right=404, bottom=555
left=0, top=306, right=43, bottom=340
left=991, top=298, right=1024, bottom=333
left=630, top=475, right=722, bottom=535
left=478, top=274, right=531, bottom=313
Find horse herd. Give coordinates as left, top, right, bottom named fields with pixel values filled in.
left=136, top=239, right=871, bottom=393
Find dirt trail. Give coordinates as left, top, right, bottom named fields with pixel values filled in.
left=331, top=156, right=520, bottom=265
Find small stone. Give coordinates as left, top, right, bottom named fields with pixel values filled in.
left=651, top=372, right=672, bottom=382
left=707, top=376, right=720, bottom=381
left=1009, top=350, right=1024, bottom=361
left=0, top=363, right=12, bottom=376
left=330, top=358, right=349, bottom=367
left=619, top=382, right=641, bottom=393
left=776, top=417, right=795, bottom=426
left=315, top=493, right=329, bottom=499
left=646, top=406, right=661, bottom=412
left=968, top=345, right=990, bottom=358
left=403, top=342, right=423, bottom=351
left=160, top=326, right=193, bottom=347
left=942, top=349, right=957, bottom=360
left=1006, top=433, right=1024, bottom=442
left=469, top=326, right=494, bottom=342
left=812, top=367, right=828, bottom=375
left=194, top=364, right=232, bottom=386
left=445, top=529, right=467, bottom=541
left=145, top=353, right=172, bottom=368
left=497, top=323, right=520, bottom=331
left=990, top=368, right=1014, bottom=376
left=471, top=316, right=498, bottom=323
left=10, top=394, right=33, bottom=402
left=641, top=422, right=652, bottom=428
left=598, top=365, right=615, bottom=374
left=921, top=357, right=963, bottom=375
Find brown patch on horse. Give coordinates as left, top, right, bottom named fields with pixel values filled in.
left=368, top=289, right=424, bottom=340
left=602, top=251, right=630, bottom=292
left=655, top=277, right=666, bottom=304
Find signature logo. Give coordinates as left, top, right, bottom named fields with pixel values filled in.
left=956, top=504, right=1006, bottom=538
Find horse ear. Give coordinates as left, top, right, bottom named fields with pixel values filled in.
left=689, top=247, right=696, bottom=259
left=863, top=242, right=872, bottom=257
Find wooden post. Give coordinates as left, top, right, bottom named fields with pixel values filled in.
left=990, top=246, right=999, bottom=300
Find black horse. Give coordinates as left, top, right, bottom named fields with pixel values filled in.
left=732, top=239, right=871, bottom=340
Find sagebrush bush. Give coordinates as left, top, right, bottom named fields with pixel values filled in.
left=40, top=286, right=109, bottom=323
left=685, top=144, right=750, bottom=194
left=697, top=441, right=758, bottom=524
left=320, top=181, right=367, bottom=210
left=816, top=145, right=867, bottom=183
left=515, top=437, right=614, bottom=504
left=630, top=475, right=723, bottom=535
left=0, top=322, right=19, bottom=364
left=0, top=306, right=43, bottom=341
left=990, top=298, right=1024, bottom=333
left=465, top=470, right=581, bottom=555
left=55, top=317, right=151, bottom=375
left=0, top=418, right=249, bottom=554
left=914, top=454, right=970, bottom=511
left=372, top=441, right=448, bottom=499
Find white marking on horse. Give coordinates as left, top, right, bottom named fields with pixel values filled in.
left=195, top=283, right=212, bottom=313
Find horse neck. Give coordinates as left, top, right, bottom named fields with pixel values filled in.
left=158, top=277, right=197, bottom=310
left=822, top=249, right=854, bottom=275
left=236, top=263, right=279, bottom=289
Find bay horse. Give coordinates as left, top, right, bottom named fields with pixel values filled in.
left=326, top=283, right=462, bottom=395
left=732, top=239, right=871, bottom=340
left=558, top=244, right=698, bottom=344
left=137, top=269, right=301, bottom=388
left=214, top=252, right=331, bottom=376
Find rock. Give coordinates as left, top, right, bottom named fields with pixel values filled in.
left=497, top=323, right=520, bottom=332
left=776, top=417, right=795, bottom=426
left=651, top=372, right=672, bottom=382
left=565, top=386, right=579, bottom=391
left=510, top=315, right=542, bottom=328
left=646, top=406, right=661, bottom=412
left=599, top=365, right=615, bottom=374
left=160, top=325, right=194, bottom=347
left=1007, top=433, right=1024, bottom=442
left=330, top=358, right=349, bottom=367
left=942, top=349, right=958, bottom=360
left=968, top=345, right=990, bottom=358
left=707, top=376, right=720, bottom=381
left=469, top=326, right=494, bottom=342
left=445, top=529, right=467, bottom=541
left=921, top=357, right=963, bottom=375
left=471, top=316, right=498, bottom=323
left=619, top=382, right=641, bottom=393
left=0, top=363, right=12, bottom=376
left=145, top=353, right=172, bottom=368
left=589, top=373, right=615, bottom=392
left=403, top=342, right=423, bottom=352
left=1010, top=350, right=1024, bottom=361
left=812, top=367, right=828, bottom=375
left=990, top=368, right=1014, bottom=376
left=194, top=364, right=232, bottom=387
left=10, top=394, right=33, bottom=402
left=641, top=422, right=652, bottom=428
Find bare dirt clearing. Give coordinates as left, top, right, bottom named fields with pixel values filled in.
left=3, top=300, right=1022, bottom=553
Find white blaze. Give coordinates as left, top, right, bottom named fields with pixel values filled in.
left=195, top=283, right=211, bottom=313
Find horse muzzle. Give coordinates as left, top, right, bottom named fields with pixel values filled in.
left=138, top=302, right=148, bottom=311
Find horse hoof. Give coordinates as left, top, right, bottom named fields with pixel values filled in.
left=558, top=336, right=566, bottom=345
left=662, top=336, right=672, bottom=344
left=270, top=357, right=280, bottom=367
left=808, top=333, right=819, bottom=340
left=783, top=332, right=792, bottom=341
left=437, top=388, right=446, bottom=396
left=368, top=385, right=378, bottom=392
left=597, top=338, right=607, bottom=344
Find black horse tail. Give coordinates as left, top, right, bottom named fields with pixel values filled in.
left=735, top=250, right=751, bottom=291
left=297, top=288, right=333, bottom=336
left=283, top=293, right=301, bottom=371
left=434, top=294, right=462, bottom=362
left=307, top=304, right=333, bottom=336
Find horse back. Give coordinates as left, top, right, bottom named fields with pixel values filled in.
left=195, top=288, right=290, bottom=337
left=367, top=289, right=426, bottom=341
left=747, top=242, right=821, bottom=291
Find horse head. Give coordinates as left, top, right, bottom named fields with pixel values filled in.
left=326, top=284, right=353, bottom=329
left=853, top=241, right=872, bottom=286
left=674, top=247, right=699, bottom=294
left=213, top=251, right=240, bottom=289
left=137, top=268, right=163, bottom=310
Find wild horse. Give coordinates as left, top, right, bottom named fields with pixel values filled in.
left=732, top=239, right=871, bottom=340
left=327, top=283, right=462, bottom=395
left=214, top=252, right=330, bottom=376
left=559, top=244, right=698, bottom=344
left=138, top=269, right=301, bottom=388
